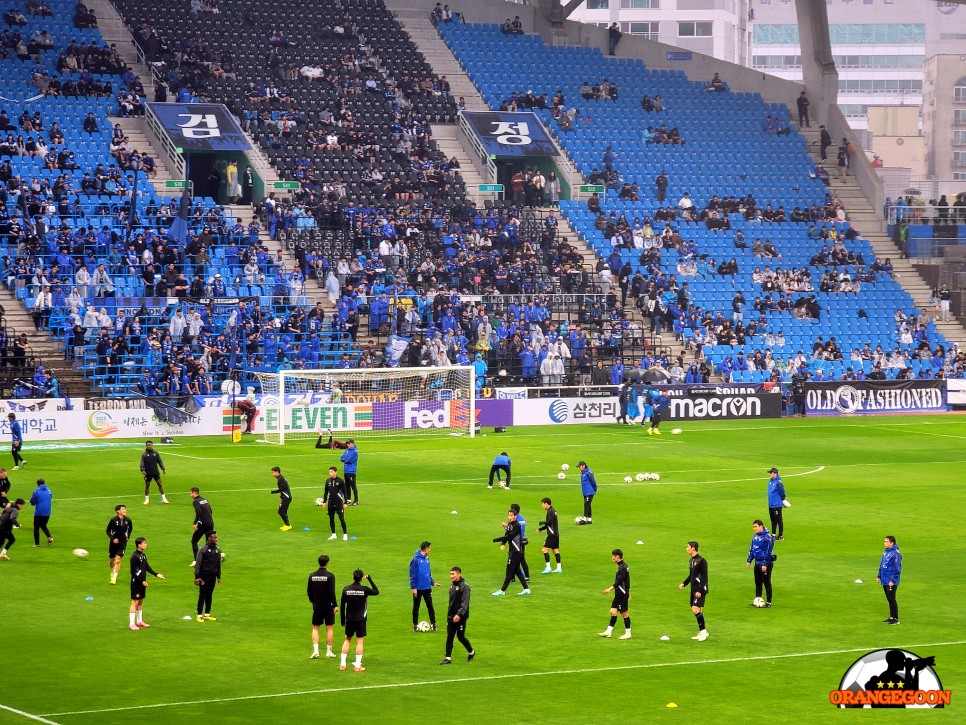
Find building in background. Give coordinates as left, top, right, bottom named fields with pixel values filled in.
left=570, top=0, right=754, bottom=66
left=571, top=1, right=966, bottom=130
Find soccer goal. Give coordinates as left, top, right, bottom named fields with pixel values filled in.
left=253, top=366, right=476, bottom=444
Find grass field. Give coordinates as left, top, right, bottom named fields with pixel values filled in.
left=2, top=414, right=964, bottom=724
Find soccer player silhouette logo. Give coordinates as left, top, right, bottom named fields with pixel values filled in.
left=833, top=648, right=946, bottom=709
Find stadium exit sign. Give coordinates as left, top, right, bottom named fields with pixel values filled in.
left=275, top=181, right=300, bottom=190
left=580, top=184, right=605, bottom=193
left=164, top=180, right=187, bottom=189
left=478, top=184, right=504, bottom=192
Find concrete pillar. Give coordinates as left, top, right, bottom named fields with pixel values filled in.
left=795, top=0, right=838, bottom=128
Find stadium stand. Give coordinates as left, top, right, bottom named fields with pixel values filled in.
left=437, top=21, right=961, bottom=382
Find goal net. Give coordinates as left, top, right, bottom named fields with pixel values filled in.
left=253, top=366, right=476, bottom=444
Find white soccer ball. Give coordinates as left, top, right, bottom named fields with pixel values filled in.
left=557, top=472, right=566, bottom=479
left=561, top=463, right=570, bottom=471
left=782, top=499, right=791, bottom=508
left=73, top=548, right=89, bottom=559
left=624, top=476, right=633, bottom=483
left=416, top=621, right=432, bottom=632
left=220, top=551, right=226, bottom=562
left=635, top=473, right=646, bottom=481
left=753, top=597, right=765, bottom=608
left=653, top=473, right=661, bottom=481
left=315, top=497, right=325, bottom=506
left=671, top=428, right=683, bottom=435
left=575, top=516, right=584, bottom=524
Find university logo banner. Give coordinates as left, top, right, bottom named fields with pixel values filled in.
left=149, top=103, right=252, bottom=152
left=462, top=112, right=559, bottom=158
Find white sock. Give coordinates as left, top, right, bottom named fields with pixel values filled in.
left=312, top=644, right=319, bottom=655
left=625, top=629, right=631, bottom=635
left=354, top=655, right=362, bottom=667
left=604, top=626, right=613, bottom=635
left=340, top=653, right=347, bottom=666
left=136, top=610, right=143, bottom=623
left=1, top=549, right=7, bottom=556
left=129, top=612, right=136, bottom=626
left=326, top=645, right=333, bottom=655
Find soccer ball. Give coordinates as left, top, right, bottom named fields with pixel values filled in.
left=574, top=516, right=584, bottom=524
left=220, top=552, right=226, bottom=562
left=561, top=463, right=570, bottom=471
left=557, top=472, right=566, bottom=479
left=753, top=597, right=765, bottom=608
left=782, top=499, right=792, bottom=508
left=635, top=473, right=646, bottom=481
left=416, top=621, right=432, bottom=632
left=73, top=548, right=88, bottom=559
left=624, top=476, right=633, bottom=483
left=315, top=497, right=324, bottom=506
left=671, top=428, right=683, bottom=435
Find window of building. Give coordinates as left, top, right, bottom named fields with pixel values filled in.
left=621, top=0, right=659, bottom=7
left=755, top=23, right=925, bottom=46
left=621, top=21, right=659, bottom=38
left=838, top=79, right=922, bottom=94
left=838, top=104, right=869, bottom=118
left=953, top=151, right=966, bottom=168
left=752, top=55, right=801, bottom=69
left=832, top=55, right=924, bottom=70
left=954, top=172, right=966, bottom=181
left=955, top=77, right=966, bottom=104
left=586, top=0, right=610, bottom=9
left=954, top=109, right=966, bottom=124
left=954, top=130, right=966, bottom=146
left=678, top=21, right=712, bottom=37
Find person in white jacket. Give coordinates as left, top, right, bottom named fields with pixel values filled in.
left=540, top=353, right=555, bottom=386
left=169, top=308, right=187, bottom=340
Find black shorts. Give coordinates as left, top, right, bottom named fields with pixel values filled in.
left=109, top=542, right=126, bottom=559
left=344, top=620, right=367, bottom=638
left=543, top=536, right=560, bottom=550
left=131, top=585, right=145, bottom=601
left=690, top=592, right=706, bottom=608
left=611, top=596, right=629, bottom=613
left=312, top=607, right=335, bottom=627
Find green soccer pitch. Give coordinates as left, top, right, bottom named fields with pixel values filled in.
left=2, top=415, right=964, bottom=724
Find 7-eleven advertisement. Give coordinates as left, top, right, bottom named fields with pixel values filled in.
left=260, top=399, right=472, bottom=434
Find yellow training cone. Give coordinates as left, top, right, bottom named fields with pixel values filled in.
left=666, top=703, right=678, bottom=708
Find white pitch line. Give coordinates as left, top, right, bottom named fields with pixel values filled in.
left=53, top=466, right=828, bottom=503
left=161, top=452, right=211, bottom=460
left=871, top=424, right=966, bottom=441
left=42, top=639, right=966, bottom=718
left=0, top=703, right=61, bottom=724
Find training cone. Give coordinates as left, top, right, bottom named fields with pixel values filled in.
left=666, top=703, right=678, bottom=708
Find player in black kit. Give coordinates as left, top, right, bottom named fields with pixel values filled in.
left=0, top=467, right=11, bottom=509
left=599, top=549, right=631, bottom=639
left=492, top=508, right=529, bottom=596
left=307, top=554, right=338, bottom=659
left=140, top=441, right=168, bottom=505
left=129, top=537, right=164, bottom=630
left=270, top=466, right=293, bottom=531
left=193, top=531, right=222, bottom=622
left=439, top=566, right=475, bottom=665
left=189, top=487, right=214, bottom=563
left=340, top=570, right=379, bottom=671
left=538, top=497, right=561, bottom=574
left=680, top=540, right=709, bottom=641
left=323, top=467, right=348, bottom=541
left=106, top=504, right=133, bottom=585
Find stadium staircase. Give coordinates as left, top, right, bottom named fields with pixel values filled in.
left=800, top=126, right=964, bottom=347
left=0, top=292, right=92, bottom=398
left=389, top=9, right=488, bottom=113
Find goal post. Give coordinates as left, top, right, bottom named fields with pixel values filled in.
left=253, top=366, right=476, bottom=444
